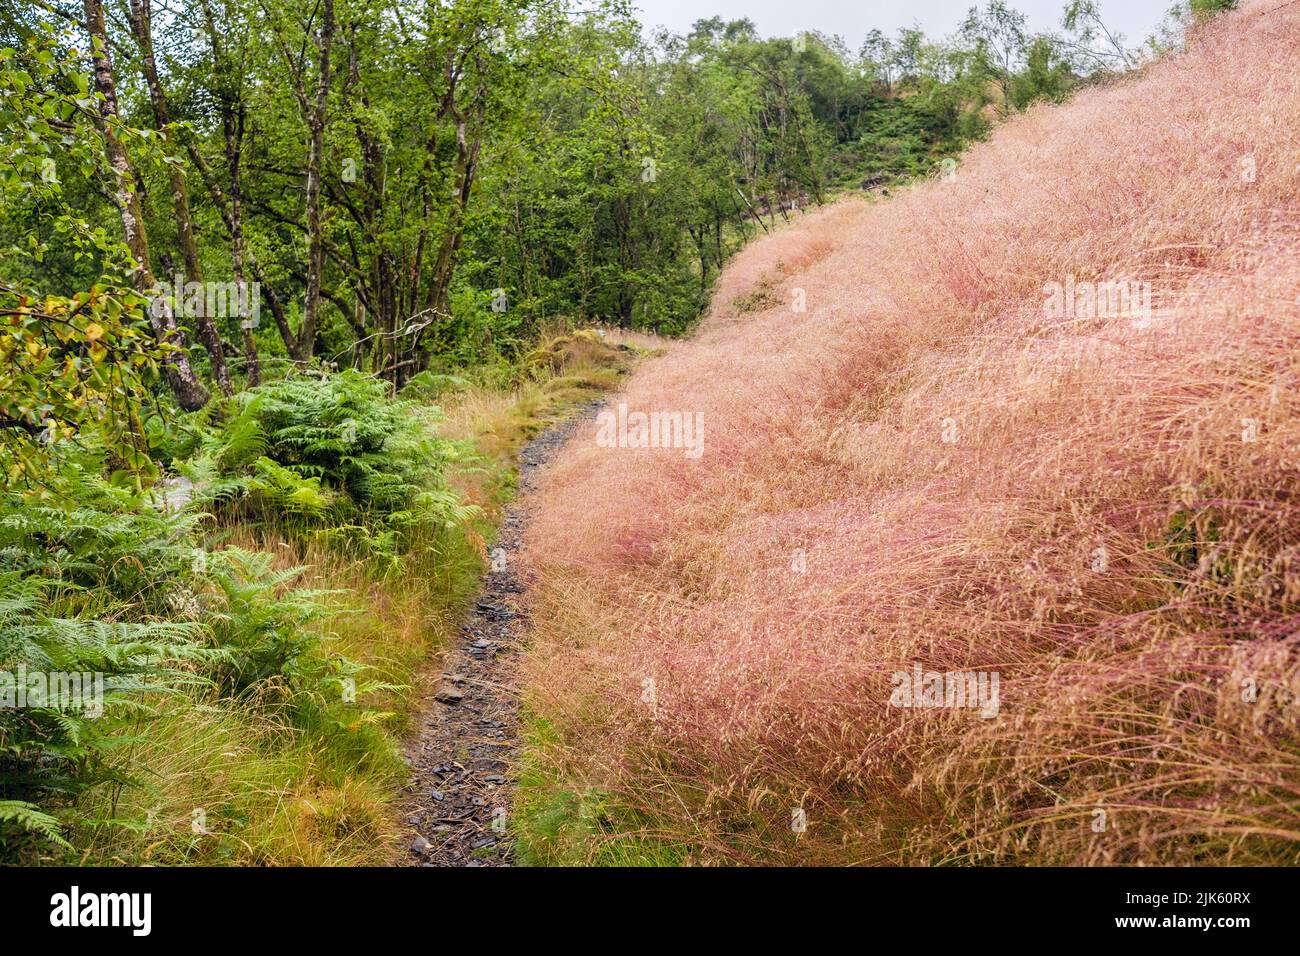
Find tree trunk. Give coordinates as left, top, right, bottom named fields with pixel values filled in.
left=230, top=107, right=259, bottom=387
left=300, top=0, right=335, bottom=363
left=413, top=91, right=483, bottom=387
left=187, top=0, right=302, bottom=364
left=185, top=135, right=300, bottom=362
left=198, top=0, right=259, bottom=386
left=83, top=0, right=209, bottom=411
left=126, top=0, right=231, bottom=396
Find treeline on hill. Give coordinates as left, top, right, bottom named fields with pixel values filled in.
left=3, top=0, right=1156, bottom=394
left=0, top=0, right=1164, bottom=862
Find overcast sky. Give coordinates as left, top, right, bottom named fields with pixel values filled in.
left=631, top=0, right=1174, bottom=48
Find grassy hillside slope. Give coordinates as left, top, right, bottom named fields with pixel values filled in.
left=517, top=0, right=1300, bottom=865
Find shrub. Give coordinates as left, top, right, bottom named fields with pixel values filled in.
left=0, top=477, right=211, bottom=855
left=0, top=461, right=376, bottom=858
left=181, top=370, right=476, bottom=556
left=1190, top=0, right=1238, bottom=22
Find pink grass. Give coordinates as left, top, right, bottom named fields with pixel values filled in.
left=521, top=1, right=1300, bottom=865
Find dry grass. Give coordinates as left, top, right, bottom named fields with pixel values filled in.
left=519, top=2, right=1300, bottom=866
left=440, top=331, right=639, bottom=476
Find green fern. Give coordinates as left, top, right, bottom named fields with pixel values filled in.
left=179, top=370, right=478, bottom=558
left=0, top=801, right=71, bottom=850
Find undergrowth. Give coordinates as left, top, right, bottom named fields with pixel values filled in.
left=0, top=328, right=633, bottom=865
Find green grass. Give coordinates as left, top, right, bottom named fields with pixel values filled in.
left=511, top=717, right=687, bottom=867
left=45, top=331, right=636, bottom=867
left=68, top=523, right=486, bottom=866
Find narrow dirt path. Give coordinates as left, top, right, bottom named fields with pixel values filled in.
left=397, top=400, right=604, bottom=866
